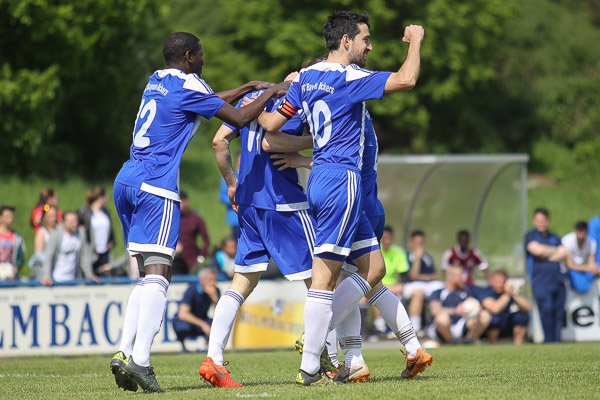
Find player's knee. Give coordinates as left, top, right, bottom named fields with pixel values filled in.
left=413, top=289, right=425, bottom=299
left=479, top=310, right=492, bottom=325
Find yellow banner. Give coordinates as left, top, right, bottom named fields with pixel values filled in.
left=233, top=300, right=304, bottom=349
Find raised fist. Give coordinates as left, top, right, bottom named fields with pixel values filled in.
left=402, top=25, right=424, bottom=43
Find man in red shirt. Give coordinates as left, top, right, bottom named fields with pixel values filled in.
left=172, top=191, right=210, bottom=275
left=441, top=230, right=489, bottom=284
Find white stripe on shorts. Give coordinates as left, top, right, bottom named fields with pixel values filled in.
left=298, top=210, right=315, bottom=257
left=157, top=199, right=173, bottom=247
left=336, top=171, right=357, bottom=245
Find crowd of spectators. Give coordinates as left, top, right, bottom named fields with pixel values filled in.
left=2, top=186, right=599, bottom=346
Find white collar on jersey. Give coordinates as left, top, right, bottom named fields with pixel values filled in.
left=154, top=69, right=213, bottom=94
left=298, top=62, right=372, bottom=82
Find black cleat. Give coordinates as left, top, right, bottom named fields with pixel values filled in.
left=110, top=351, right=138, bottom=392
left=123, top=357, right=165, bottom=393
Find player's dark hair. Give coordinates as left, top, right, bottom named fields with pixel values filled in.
left=302, top=55, right=328, bottom=69
left=163, top=32, right=201, bottom=65
left=534, top=207, right=549, bottom=218
left=575, top=221, right=588, bottom=232
left=0, top=205, right=15, bottom=215
left=384, top=225, right=394, bottom=235
left=180, top=191, right=188, bottom=200
left=411, top=229, right=425, bottom=238
left=457, top=230, right=470, bottom=239
left=323, top=11, right=370, bottom=51
left=63, top=211, right=77, bottom=220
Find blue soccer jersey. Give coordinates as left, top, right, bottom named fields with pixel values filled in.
left=115, top=69, right=226, bottom=202
left=278, top=62, right=391, bottom=170
left=225, top=91, right=309, bottom=211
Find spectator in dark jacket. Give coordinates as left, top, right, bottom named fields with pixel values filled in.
left=172, top=268, right=220, bottom=351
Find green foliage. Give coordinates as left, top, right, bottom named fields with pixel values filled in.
left=2, top=0, right=599, bottom=182
left=0, top=0, right=166, bottom=177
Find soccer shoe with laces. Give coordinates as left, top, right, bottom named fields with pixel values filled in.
left=294, top=333, right=339, bottom=376
left=123, top=357, right=165, bottom=393
left=333, top=361, right=371, bottom=383
left=110, top=351, right=138, bottom=392
left=296, top=368, right=337, bottom=387
left=199, top=357, right=243, bottom=388
left=401, top=348, right=433, bottom=379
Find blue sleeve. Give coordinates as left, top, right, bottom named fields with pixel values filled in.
left=219, top=178, right=230, bottom=205
left=181, top=285, right=195, bottom=306
left=180, top=78, right=226, bottom=119
left=345, top=68, right=392, bottom=104
left=429, top=289, right=441, bottom=302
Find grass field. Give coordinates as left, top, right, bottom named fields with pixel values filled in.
left=1, top=343, right=599, bottom=399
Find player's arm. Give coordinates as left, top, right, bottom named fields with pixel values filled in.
left=384, top=25, right=424, bottom=93
left=177, top=303, right=211, bottom=334
left=215, top=82, right=290, bottom=128
left=481, top=294, right=511, bottom=315
left=262, top=131, right=313, bottom=153
left=527, top=241, right=564, bottom=260
left=215, top=81, right=275, bottom=104
left=270, top=152, right=313, bottom=171
left=212, top=124, right=240, bottom=212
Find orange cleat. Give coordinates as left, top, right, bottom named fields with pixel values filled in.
left=401, top=348, right=433, bottom=379
left=199, top=357, right=243, bottom=388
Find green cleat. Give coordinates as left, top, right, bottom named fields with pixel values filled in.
left=294, top=333, right=339, bottom=376
left=123, top=357, right=165, bottom=393
left=110, top=351, right=138, bottom=392
left=294, top=333, right=305, bottom=354
left=295, top=368, right=337, bottom=387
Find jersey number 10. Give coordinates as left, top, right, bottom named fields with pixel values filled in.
left=303, top=100, right=332, bottom=148
left=132, top=99, right=157, bottom=148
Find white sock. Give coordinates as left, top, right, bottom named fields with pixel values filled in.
left=410, top=315, right=422, bottom=332
left=339, top=336, right=364, bottom=368
left=118, top=278, right=145, bottom=356
left=369, top=286, right=421, bottom=357
left=207, top=289, right=244, bottom=366
left=329, top=274, right=371, bottom=331
left=300, top=290, right=333, bottom=374
left=130, top=274, right=169, bottom=367
left=337, top=305, right=364, bottom=367
left=326, top=330, right=339, bottom=368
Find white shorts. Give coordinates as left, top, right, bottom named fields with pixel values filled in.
left=403, top=280, right=444, bottom=299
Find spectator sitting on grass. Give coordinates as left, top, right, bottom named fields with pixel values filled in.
left=39, top=211, right=98, bottom=285
left=479, top=270, right=530, bottom=345
left=0, top=205, right=26, bottom=281
left=429, top=264, right=491, bottom=344
left=561, top=221, right=599, bottom=294
left=208, top=237, right=237, bottom=281
left=172, top=268, right=220, bottom=352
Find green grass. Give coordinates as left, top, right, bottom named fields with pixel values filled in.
left=1, top=343, right=599, bottom=399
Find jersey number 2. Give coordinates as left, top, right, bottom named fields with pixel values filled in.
left=303, top=100, right=332, bottom=148
left=133, top=99, right=157, bottom=148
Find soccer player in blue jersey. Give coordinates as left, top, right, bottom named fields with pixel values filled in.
left=259, top=12, right=432, bottom=386
left=198, top=73, right=323, bottom=387
left=271, top=104, right=392, bottom=383
left=109, top=32, right=289, bottom=393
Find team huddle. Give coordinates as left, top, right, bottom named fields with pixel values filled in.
left=109, top=11, right=431, bottom=392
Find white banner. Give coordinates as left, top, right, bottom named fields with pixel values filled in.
left=531, top=280, right=600, bottom=342
left=0, top=279, right=307, bottom=357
